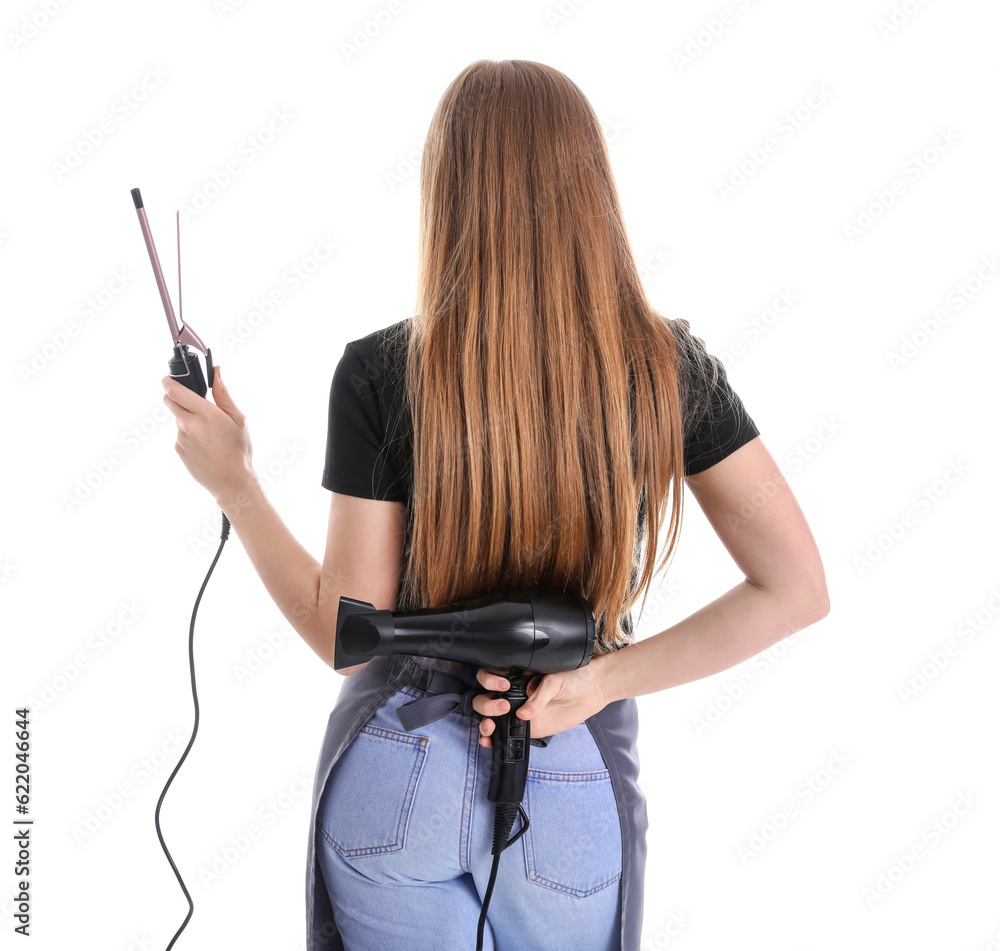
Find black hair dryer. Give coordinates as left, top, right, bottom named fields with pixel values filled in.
left=334, top=588, right=595, bottom=802
left=333, top=589, right=596, bottom=949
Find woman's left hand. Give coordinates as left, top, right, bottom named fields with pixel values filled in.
left=473, top=655, right=613, bottom=747
left=161, top=366, right=255, bottom=502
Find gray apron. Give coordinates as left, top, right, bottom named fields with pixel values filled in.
left=305, top=652, right=648, bottom=951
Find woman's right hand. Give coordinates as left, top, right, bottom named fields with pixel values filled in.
left=473, top=657, right=613, bottom=748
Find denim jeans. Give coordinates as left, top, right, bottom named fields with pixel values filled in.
left=315, top=674, right=624, bottom=950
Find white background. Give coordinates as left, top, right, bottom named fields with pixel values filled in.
left=3, top=1, right=999, bottom=948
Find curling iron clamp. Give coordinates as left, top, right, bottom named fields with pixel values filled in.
left=130, top=187, right=215, bottom=397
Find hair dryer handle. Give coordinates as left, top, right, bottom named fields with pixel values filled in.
left=487, top=668, right=532, bottom=805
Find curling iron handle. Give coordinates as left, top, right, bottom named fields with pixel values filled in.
left=168, top=345, right=214, bottom=398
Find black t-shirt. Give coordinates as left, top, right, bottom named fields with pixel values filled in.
left=322, top=317, right=761, bottom=501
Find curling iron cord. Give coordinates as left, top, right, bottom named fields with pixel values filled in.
left=154, top=510, right=231, bottom=950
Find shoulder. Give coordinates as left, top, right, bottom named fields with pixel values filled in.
left=663, top=317, right=760, bottom=476
left=346, top=318, right=411, bottom=366
left=663, top=316, right=723, bottom=430
left=336, top=318, right=411, bottom=397
left=337, top=319, right=413, bottom=430
left=664, top=316, right=719, bottom=386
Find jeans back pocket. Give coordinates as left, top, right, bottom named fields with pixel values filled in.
left=318, top=723, right=428, bottom=858
left=522, top=766, right=623, bottom=897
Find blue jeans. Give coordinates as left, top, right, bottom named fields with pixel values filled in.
left=315, top=674, right=623, bottom=950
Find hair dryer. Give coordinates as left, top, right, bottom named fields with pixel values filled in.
left=334, top=589, right=596, bottom=950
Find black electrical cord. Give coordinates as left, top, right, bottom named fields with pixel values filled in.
left=154, top=510, right=231, bottom=950
left=476, top=801, right=530, bottom=951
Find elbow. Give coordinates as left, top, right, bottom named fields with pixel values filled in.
left=335, top=660, right=372, bottom=677
left=808, top=592, right=831, bottom=625
left=749, top=573, right=830, bottom=625
left=797, top=575, right=831, bottom=624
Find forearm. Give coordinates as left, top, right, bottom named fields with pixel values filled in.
left=601, top=578, right=826, bottom=704
left=213, top=473, right=329, bottom=666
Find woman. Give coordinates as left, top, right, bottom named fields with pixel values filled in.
left=162, top=60, right=829, bottom=951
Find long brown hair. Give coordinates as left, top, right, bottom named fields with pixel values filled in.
left=393, top=59, right=706, bottom=653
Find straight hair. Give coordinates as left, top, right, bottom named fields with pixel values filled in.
left=393, top=59, right=718, bottom=653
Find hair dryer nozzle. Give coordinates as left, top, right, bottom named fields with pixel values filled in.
left=334, top=597, right=396, bottom=670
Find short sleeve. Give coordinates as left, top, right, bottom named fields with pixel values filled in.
left=322, top=341, right=408, bottom=501
left=681, top=357, right=761, bottom=477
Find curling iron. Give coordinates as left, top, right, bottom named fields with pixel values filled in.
left=335, top=589, right=597, bottom=950
left=131, top=187, right=230, bottom=950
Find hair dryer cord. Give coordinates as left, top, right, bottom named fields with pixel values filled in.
left=476, top=802, right=529, bottom=951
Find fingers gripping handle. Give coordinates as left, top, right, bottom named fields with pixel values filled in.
left=487, top=668, right=533, bottom=805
